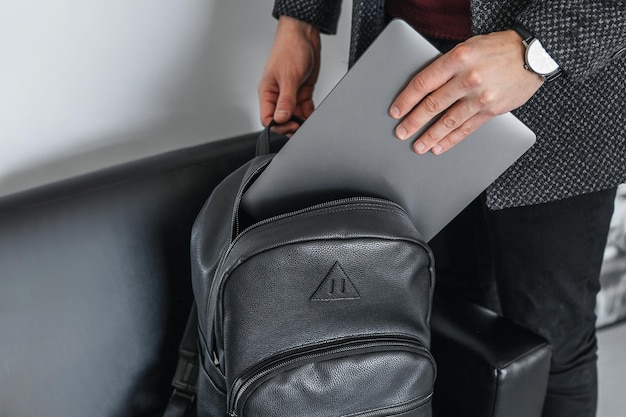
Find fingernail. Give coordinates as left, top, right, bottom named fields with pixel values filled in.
left=275, top=109, right=289, bottom=119
left=415, top=142, right=426, bottom=153
left=432, top=145, right=443, bottom=155
left=390, top=105, right=400, bottom=118
left=396, top=126, right=408, bottom=140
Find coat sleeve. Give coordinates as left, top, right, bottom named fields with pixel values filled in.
left=272, top=0, right=343, bottom=35
left=516, top=0, right=626, bottom=81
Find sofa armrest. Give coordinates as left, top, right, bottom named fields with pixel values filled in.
left=431, top=291, right=552, bottom=417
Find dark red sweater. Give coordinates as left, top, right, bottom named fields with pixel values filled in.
left=386, top=0, right=473, bottom=41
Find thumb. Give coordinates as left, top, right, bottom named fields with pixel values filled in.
left=274, top=78, right=298, bottom=124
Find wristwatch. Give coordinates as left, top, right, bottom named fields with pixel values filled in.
left=511, top=23, right=562, bottom=82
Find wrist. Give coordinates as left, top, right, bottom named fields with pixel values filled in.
left=504, top=29, right=528, bottom=61
left=277, top=15, right=320, bottom=39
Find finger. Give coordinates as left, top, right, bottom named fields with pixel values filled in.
left=274, top=77, right=300, bottom=124
left=395, top=78, right=466, bottom=141
left=297, top=85, right=316, bottom=119
left=416, top=112, right=492, bottom=155
left=390, top=56, right=453, bottom=120
left=411, top=97, right=478, bottom=152
left=258, top=77, right=279, bottom=126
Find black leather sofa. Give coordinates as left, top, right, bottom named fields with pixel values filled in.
left=0, top=132, right=551, bottom=417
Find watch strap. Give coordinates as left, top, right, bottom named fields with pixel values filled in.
left=510, top=23, right=534, bottom=44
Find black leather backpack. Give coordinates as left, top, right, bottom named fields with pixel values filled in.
left=166, top=124, right=436, bottom=417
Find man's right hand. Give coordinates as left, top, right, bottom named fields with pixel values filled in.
left=258, top=16, right=321, bottom=135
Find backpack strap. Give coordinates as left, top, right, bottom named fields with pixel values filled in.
left=164, top=303, right=199, bottom=417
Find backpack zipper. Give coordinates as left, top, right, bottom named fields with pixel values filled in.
left=233, top=196, right=409, bottom=252
left=227, top=394, right=432, bottom=417
left=353, top=393, right=433, bottom=417
left=226, top=335, right=435, bottom=417
left=230, top=156, right=410, bottom=239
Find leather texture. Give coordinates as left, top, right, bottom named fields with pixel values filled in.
left=430, top=290, right=552, bottom=417
left=191, top=146, right=437, bottom=417
left=0, top=132, right=551, bottom=417
left=0, top=134, right=257, bottom=417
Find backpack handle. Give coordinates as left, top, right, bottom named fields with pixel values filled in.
left=256, top=116, right=304, bottom=156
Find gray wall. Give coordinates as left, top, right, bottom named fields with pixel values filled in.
left=0, top=0, right=352, bottom=197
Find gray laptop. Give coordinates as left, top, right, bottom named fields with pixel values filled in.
left=242, top=19, right=535, bottom=241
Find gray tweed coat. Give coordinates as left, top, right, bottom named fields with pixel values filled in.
left=273, top=0, right=626, bottom=209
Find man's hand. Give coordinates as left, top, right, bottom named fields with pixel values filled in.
left=258, top=16, right=321, bottom=135
left=390, top=30, right=545, bottom=155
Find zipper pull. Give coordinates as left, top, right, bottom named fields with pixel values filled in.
left=227, top=412, right=237, bottom=417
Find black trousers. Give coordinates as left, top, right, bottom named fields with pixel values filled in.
left=430, top=187, right=617, bottom=417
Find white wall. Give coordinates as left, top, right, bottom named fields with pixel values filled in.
left=0, top=0, right=352, bottom=197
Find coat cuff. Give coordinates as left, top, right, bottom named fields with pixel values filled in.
left=272, top=0, right=342, bottom=35
left=515, top=1, right=626, bottom=81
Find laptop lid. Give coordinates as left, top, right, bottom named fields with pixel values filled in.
left=242, top=19, right=535, bottom=241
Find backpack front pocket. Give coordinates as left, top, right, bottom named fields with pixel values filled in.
left=227, top=336, right=435, bottom=417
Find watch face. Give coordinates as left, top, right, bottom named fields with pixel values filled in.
left=526, top=39, right=560, bottom=75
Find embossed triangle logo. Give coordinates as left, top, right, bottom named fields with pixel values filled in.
left=310, top=261, right=361, bottom=301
